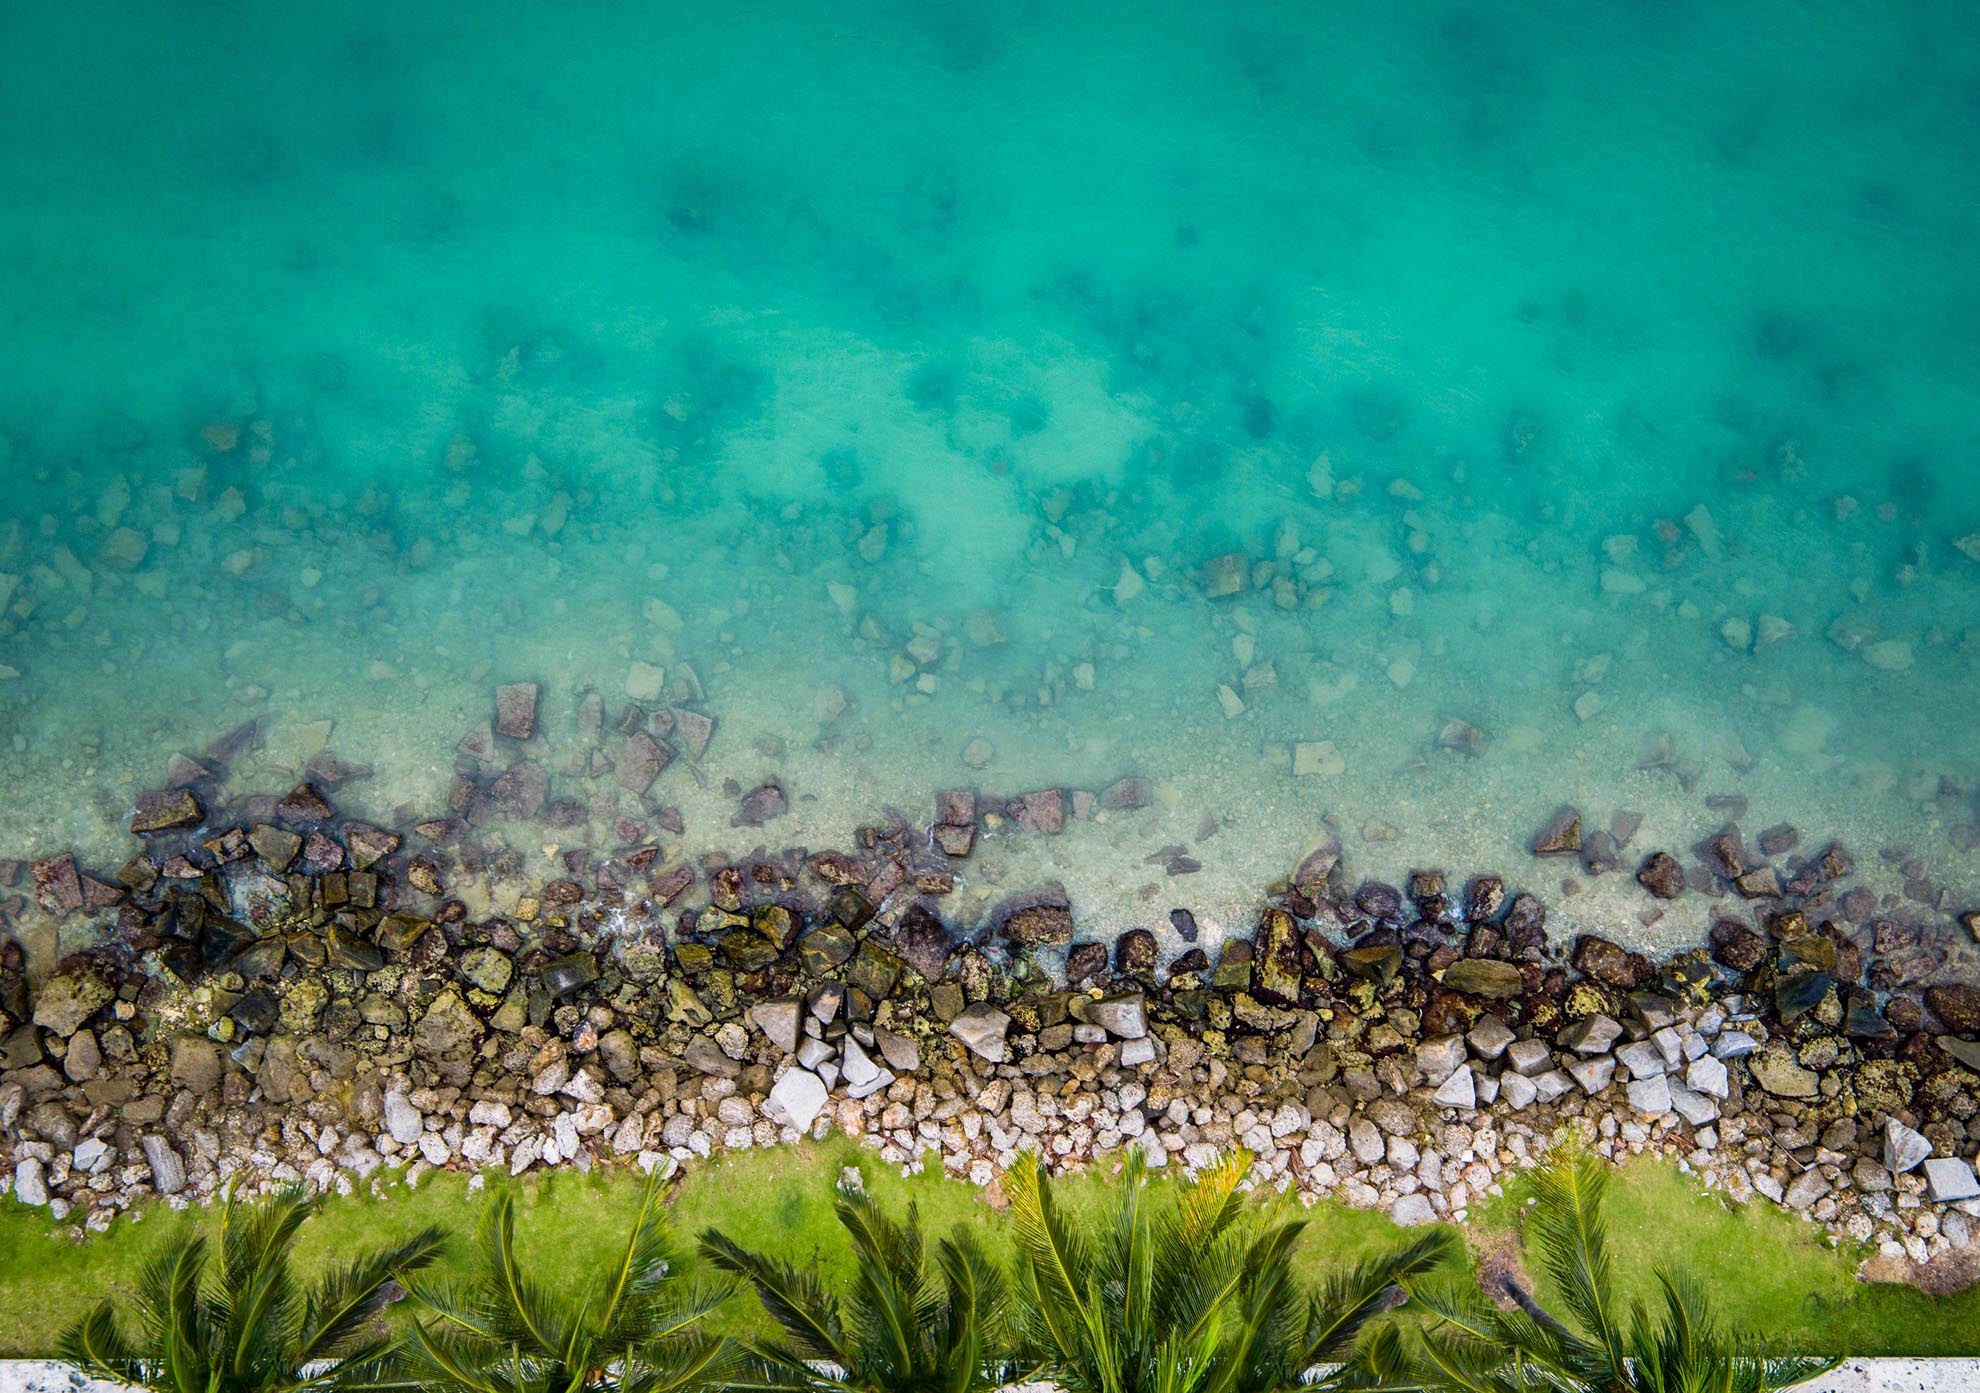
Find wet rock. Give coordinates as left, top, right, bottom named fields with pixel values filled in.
left=950, top=1003, right=1012, bottom=1063
left=130, top=789, right=202, bottom=834
left=543, top=953, right=599, bottom=998
left=1002, top=894, right=1074, bottom=947
left=496, top=683, right=539, bottom=740
left=1734, top=865, right=1782, bottom=899
left=1709, top=920, right=1767, bottom=973
left=1114, top=928, right=1157, bottom=977
left=1573, top=935, right=1649, bottom=989
left=32, top=968, right=113, bottom=1037
left=1101, top=777, right=1150, bottom=809
left=1065, top=942, right=1108, bottom=985
left=800, top=923, right=858, bottom=973
left=617, top=732, right=674, bottom=794
left=277, top=783, right=334, bottom=824
left=1441, top=958, right=1523, bottom=999
left=1926, top=984, right=1980, bottom=1034
left=1636, top=852, right=1684, bottom=899
left=1169, top=908, right=1200, bottom=943
left=1016, top=790, right=1065, bottom=835
left=1355, top=881, right=1404, bottom=920
left=733, top=782, right=788, bottom=828
left=896, top=906, right=954, bottom=980
left=1253, top=909, right=1303, bottom=1006
left=933, top=823, right=976, bottom=857
left=1338, top=944, right=1401, bottom=989
left=30, top=854, right=84, bottom=916
left=492, top=760, right=549, bottom=819
left=1202, top=551, right=1249, bottom=598
left=1531, top=807, right=1582, bottom=856
left=460, top=948, right=514, bottom=994
left=1464, top=875, right=1505, bottom=920
left=249, top=824, right=303, bottom=871
left=1775, top=970, right=1833, bottom=1022
left=1438, top=718, right=1486, bottom=754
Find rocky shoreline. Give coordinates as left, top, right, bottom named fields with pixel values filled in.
left=5, top=685, right=1980, bottom=1277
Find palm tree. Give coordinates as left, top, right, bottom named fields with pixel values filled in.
left=1407, top=1143, right=1839, bottom=1392
left=699, top=1180, right=1017, bottom=1393
left=60, top=1183, right=444, bottom=1393
left=401, top=1160, right=737, bottom=1393
left=1005, top=1147, right=1455, bottom=1393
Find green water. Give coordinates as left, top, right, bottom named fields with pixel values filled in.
left=2, top=1, right=1978, bottom=953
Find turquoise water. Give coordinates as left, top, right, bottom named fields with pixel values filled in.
left=3, top=1, right=1979, bottom=952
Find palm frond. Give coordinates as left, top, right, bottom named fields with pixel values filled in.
left=297, top=1224, right=447, bottom=1364
left=699, top=1228, right=849, bottom=1367
left=1524, top=1145, right=1627, bottom=1382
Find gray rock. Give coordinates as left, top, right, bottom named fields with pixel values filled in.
left=1466, top=1014, right=1515, bottom=1061
left=1626, top=1075, right=1673, bottom=1115
left=797, top=1037, right=835, bottom=1070
left=846, top=1065, right=895, bottom=1101
left=751, top=998, right=803, bottom=1054
left=1559, top=1015, right=1622, bottom=1055
left=73, top=1138, right=111, bottom=1173
left=1499, top=1071, right=1538, bottom=1110
left=1431, top=1065, right=1476, bottom=1109
left=875, top=1029, right=920, bottom=1073
left=1784, top=1169, right=1832, bottom=1212
left=1712, top=1030, right=1759, bottom=1060
left=1885, top=1118, right=1933, bottom=1174
left=1651, top=1026, right=1684, bottom=1066
left=1119, top=1036, right=1157, bottom=1066
left=685, top=1036, right=741, bottom=1078
left=1686, top=1055, right=1729, bottom=1099
left=1348, top=1117, right=1386, bottom=1166
left=142, top=1136, right=187, bottom=1195
left=840, top=1038, right=883, bottom=1090
left=1390, top=1194, right=1436, bottom=1226
left=1532, top=1070, right=1574, bottom=1104
left=383, top=1091, right=423, bottom=1146
left=1566, top=1055, right=1616, bottom=1094
left=950, top=1004, right=1012, bottom=1063
left=1615, top=1040, right=1669, bottom=1080
left=1505, top=1038, right=1554, bottom=1076
left=1668, top=1083, right=1719, bottom=1126
left=13, top=1157, right=47, bottom=1207
left=1748, top=1043, right=1819, bottom=1099
left=598, top=1029, right=640, bottom=1083
left=766, top=1069, right=830, bottom=1133
left=1416, top=1034, right=1467, bottom=1085
left=1088, top=993, right=1148, bottom=1039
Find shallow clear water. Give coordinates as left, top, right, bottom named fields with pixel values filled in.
left=3, top=1, right=1979, bottom=954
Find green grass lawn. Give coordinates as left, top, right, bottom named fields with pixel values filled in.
left=3, top=1143, right=1975, bottom=1358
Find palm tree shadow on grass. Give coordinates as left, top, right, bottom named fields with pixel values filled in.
left=1404, top=1142, right=1841, bottom=1393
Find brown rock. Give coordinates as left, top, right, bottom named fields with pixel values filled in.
left=733, top=782, right=788, bottom=828
left=1016, top=790, right=1065, bottom=835
left=1531, top=806, right=1582, bottom=855
left=1573, top=934, right=1649, bottom=988
left=30, top=855, right=83, bottom=916
left=130, top=789, right=202, bottom=834
left=1636, top=851, right=1684, bottom=899
left=617, top=732, right=674, bottom=794
left=1003, top=895, right=1074, bottom=946
left=1925, top=984, right=1980, bottom=1035
left=496, top=682, right=539, bottom=740
left=1065, top=941, right=1109, bottom=984
left=1100, top=777, right=1151, bottom=809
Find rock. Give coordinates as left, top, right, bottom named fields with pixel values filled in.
left=1531, top=807, right=1582, bottom=855
left=617, top=732, right=675, bottom=794
left=765, top=1069, right=830, bottom=1133
left=1442, top=958, right=1523, bottom=999
left=1626, top=1075, right=1673, bottom=1115
left=1748, top=1043, right=1819, bottom=1098
left=1203, top=551, right=1249, bottom=598
left=1924, top=1157, right=1980, bottom=1203
left=130, top=789, right=202, bottom=834
left=1710, top=922, right=1768, bottom=973
left=1016, top=789, right=1065, bottom=834
left=1686, top=1056, right=1729, bottom=1099
left=1574, top=936, right=1648, bottom=989
left=496, top=683, right=538, bottom=739
left=1390, top=1194, right=1436, bottom=1226
left=542, top=953, right=599, bottom=998
left=933, top=823, right=976, bottom=857
left=32, top=969, right=112, bottom=1037
left=1338, top=944, right=1401, bottom=989
left=1532, top=1070, right=1574, bottom=1104
left=1615, top=1040, right=1668, bottom=1080
left=1348, top=1117, right=1385, bottom=1166
left=1088, top=993, right=1148, bottom=1039
left=1559, top=1015, right=1622, bottom=1055
left=384, top=1091, right=423, bottom=1146
left=1115, top=928, right=1158, bottom=977
left=875, top=1029, right=920, bottom=1073
left=1712, top=1031, right=1759, bottom=1060
left=346, top=822, right=402, bottom=869
left=1505, top=1038, right=1554, bottom=1076
left=1926, top=984, right=1980, bottom=1034
left=800, top=923, right=859, bottom=973
left=1064, top=942, right=1108, bottom=985
left=169, top=1037, right=224, bottom=1093
left=249, top=824, right=304, bottom=871
left=414, top=990, right=483, bottom=1060
left=142, top=1136, right=187, bottom=1195
left=1253, top=909, right=1303, bottom=1006
left=14, top=1157, right=48, bottom=1206
left=30, top=854, right=84, bottom=916
left=1636, top=852, right=1684, bottom=899
left=1668, top=1083, right=1718, bottom=1126
left=1101, top=777, right=1151, bottom=809
left=1567, top=1056, right=1616, bottom=1094
left=751, top=998, right=803, bottom=1054
left=1467, top=1015, right=1515, bottom=1061
left=1002, top=895, right=1074, bottom=947
left=896, top=907, right=954, bottom=980
left=950, top=1004, right=1012, bottom=1063
left=1432, top=1066, right=1476, bottom=1109
left=1783, top=1170, right=1832, bottom=1212
left=458, top=947, right=514, bottom=994
left=733, top=782, right=788, bottom=828
left=492, top=760, right=549, bottom=818
left=1416, top=1035, right=1467, bottom=1086
left=1885, top=1118, right=1933, bottom=1174
left=1500, top=1072, right=1538, bottom=1110
left=840, top=1038, right=883, bottom=1090
left=626, top=661, right=667, bottom=701
left=1438, top=718, right=1486, bottom=754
